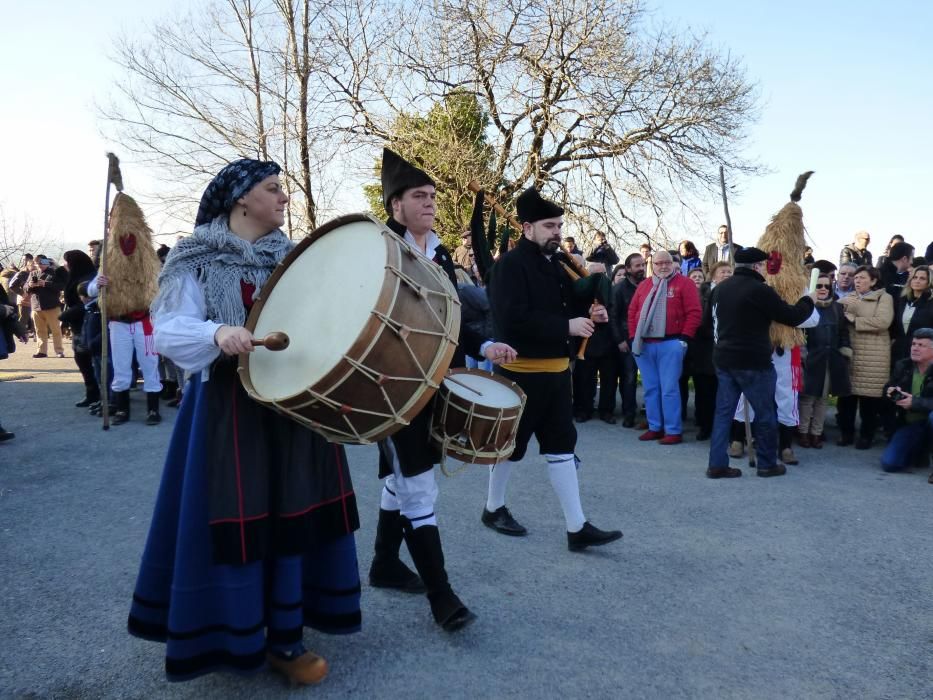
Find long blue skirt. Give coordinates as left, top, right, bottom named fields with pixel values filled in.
left=128, top=372, right=361, bottom=682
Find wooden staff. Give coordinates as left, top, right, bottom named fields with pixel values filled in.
left=99, top=153, right=124, bottom=431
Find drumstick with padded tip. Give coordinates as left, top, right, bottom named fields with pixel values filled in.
left=251, top=331, right=290, bottom=351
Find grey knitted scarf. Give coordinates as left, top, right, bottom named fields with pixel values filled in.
left=152, top=215, right=293, bottom=327
left=632, top=273, right=671, bottom=356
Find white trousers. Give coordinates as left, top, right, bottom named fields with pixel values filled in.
left=109, top=320, right=162, bottom=393
left=734, top=349, right=798, bottom=427
left=379, top=440, right=438, bottom=529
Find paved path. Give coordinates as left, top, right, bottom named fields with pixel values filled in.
left=1, top=350, right=930, bottom=699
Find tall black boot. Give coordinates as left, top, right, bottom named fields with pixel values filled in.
left=779, top=424, right=798, bottom=465
left=401, top=520, right=475, bottom=632
left=111, top=391, right=130, bottom=425
left=369, top=509, right=425, bottom=593
left=145, top=392, right=162, bottom=425
left=75, top=383, right=101, bottom=408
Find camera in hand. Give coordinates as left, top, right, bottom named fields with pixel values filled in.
left=889, top=389, right=908, bottom=402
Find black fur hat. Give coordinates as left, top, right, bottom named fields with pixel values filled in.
left=515, top=187, right=564, bottom=223
left=381, top=148, right=435, bottom=212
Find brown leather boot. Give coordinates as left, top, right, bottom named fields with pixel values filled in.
left=267, top=650, right=328, bottom=686
left=810, top=433, right=824, bottom=449
left=797, top=432, right=811, bottom=448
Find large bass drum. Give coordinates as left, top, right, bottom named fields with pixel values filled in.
left=239, top=213, right=460, bottom=444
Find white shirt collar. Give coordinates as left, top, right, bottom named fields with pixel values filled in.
left=404, top=229, right=442, bottom=260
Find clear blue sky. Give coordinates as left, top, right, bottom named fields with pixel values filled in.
left=1, top=0, right=930, bottom=261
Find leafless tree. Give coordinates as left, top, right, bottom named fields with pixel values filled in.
left=0, top=205, right=58, bottom=269
left=321, top=0, right=760, bottom=250
left=102, top=0, right=759, bottom=252
left=100, top=0, right=345, bottom=234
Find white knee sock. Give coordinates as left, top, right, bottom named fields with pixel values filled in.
left=546, top=454, right=586, bottom=532
left=485, top=461, right=513, bottom=511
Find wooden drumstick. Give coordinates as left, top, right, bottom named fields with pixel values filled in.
left=251, top=331, right=290, bottom=351
left=446, top=375, right=484, bottom=397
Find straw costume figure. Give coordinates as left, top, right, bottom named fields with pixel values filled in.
left=99, top=193, right=163, bottom=424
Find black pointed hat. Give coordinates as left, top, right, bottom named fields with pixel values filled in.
left=381, top=147, right=435, bottom=212
left=515, top=187, right=564, bottom=223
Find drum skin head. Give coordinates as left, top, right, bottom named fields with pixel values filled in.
left=239, top=213, right=461, bottom=444
left=247, top=218, right=385, bottom=401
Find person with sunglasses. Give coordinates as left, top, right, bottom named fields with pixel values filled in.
left=797, top=274, right=852, bottom=448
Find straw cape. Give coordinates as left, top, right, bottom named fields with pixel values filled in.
left=104, top=193, right=161, bottom=318
left=756, top=171, right=814, bottom=348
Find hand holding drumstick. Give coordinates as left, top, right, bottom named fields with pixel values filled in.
left=215, top=327, right=290, bottom=355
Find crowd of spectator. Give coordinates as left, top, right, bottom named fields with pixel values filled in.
left=1, top=226, right=932, bottom=485
left=0, top=239, right=181, bottom=437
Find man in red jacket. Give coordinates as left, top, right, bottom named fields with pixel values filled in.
left=627, top=250, right=702, bottom=444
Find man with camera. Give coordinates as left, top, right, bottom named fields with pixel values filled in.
left=881, top=328, right=933, bottom=482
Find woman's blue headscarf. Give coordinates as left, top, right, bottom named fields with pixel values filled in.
left=194, top=158, right=281, bottom=226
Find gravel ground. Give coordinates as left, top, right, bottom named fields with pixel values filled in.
left=1, top=350, right=930, bottom=699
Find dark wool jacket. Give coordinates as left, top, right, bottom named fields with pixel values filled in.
left=0, top=286, right=23, bottom=359
left=59, top=271, right=97, bottom=337
left=802, top=301, right=852, bottom=397
left=707, top=266, right=815, bottom=371
left=884, top=358, right=933, bottom=425
left=839, top=245, right=872, bottom=268
left=609, top=276, right=640, bottom=345
left=687, top=282, right=716, bottom=377
left=488, top=236, right=581, bottom=360
left=585, top=242, right=619, bottom=269
left=25, top=268, right=63, bottom=311
left=890, top=293, right=933, bottom=366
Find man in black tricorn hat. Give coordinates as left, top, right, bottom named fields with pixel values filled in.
left=369, top=147, right=517, bottom=632
left=706, top=246, right=817, bottom=479
left=484, top=186, right=623, bottom=551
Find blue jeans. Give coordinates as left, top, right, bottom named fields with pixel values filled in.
left=634, top=340, right=686, bottom=435
left=881, top=417, right=932, bottom=472
left=709, top=366, right=778, bottom=469
left=618, top=350, right=638, bottom=419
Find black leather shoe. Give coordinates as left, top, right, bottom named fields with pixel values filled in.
left=706, top=466, right=741, bottom=479
left=696, top=429, right=711, bottom=441
left=621, top=415, right=635, bottom=428
left=756, top=464, right=787, bottom=478
left=567, top=522, right=623, bottom=551
left=599, top=412, right=616, bottom=425
left=0, top=430, right=15, bottom=442
left=481, top=506, right=528, bottom=536
left=439, top=605, right=477, bottom=632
